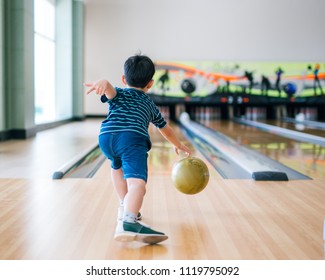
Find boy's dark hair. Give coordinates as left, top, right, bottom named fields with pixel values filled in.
left=124, top=54, right=155, bottom=88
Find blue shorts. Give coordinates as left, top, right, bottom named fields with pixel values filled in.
left=98, top=132, right=151, bottom=182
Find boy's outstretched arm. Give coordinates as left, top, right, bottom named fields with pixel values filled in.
left=84, top=79, right=116, bottom=100
left=158, top=124, right=191, bottom=156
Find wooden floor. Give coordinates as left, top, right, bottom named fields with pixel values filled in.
left=0, top=120, right=325, bottom=260
left=0, top=119, right=101, bottom=178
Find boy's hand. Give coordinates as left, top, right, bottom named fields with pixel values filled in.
left=175, top=144, right=191, bottom=157
left=158, top=124, right=191, bottom=156
left=84, top=79, right=116, bottom=99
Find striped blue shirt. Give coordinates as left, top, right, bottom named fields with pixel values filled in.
left=100, top=87, right=167, bottom=138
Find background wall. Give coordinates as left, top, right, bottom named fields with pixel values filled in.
left=0, top=0, right=4, bottom=131
left=84, top=0, right=325, bottom=115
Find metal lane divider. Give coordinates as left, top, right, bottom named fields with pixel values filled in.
left=52, top=143, right=105, bottom=179
left=281, top=117, right=325, bottom=131
left=234, top=118, right=325, bottom=146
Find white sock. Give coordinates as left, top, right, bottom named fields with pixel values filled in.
left=123, top=211, right=137, bottom=223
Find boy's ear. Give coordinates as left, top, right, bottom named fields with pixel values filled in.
left=121, top=75, right=127, bottom=85
left=146, top=79, right=154, bottom=89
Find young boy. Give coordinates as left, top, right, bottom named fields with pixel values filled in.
left=84, top=54, right=191, bottom=244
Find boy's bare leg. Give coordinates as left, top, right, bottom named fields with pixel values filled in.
left=111, top=168, right=128, bottom=223
left=111, top=168, right=127, bottom=203
left=111, top=170, right=143, bottom=222
left=124, top=178, right=146, bottom=219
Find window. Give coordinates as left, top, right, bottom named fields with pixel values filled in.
left=34, top=0, right=56, bottom=124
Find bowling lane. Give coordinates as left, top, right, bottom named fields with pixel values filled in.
left=199, top=119, right=325, bottom=179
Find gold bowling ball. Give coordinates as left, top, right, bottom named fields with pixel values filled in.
left=172, top=157, right=209, bottom=195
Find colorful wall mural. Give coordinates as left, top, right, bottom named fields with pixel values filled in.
left=151, top=61, right=325, bottom=98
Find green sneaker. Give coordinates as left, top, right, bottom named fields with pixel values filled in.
left=114, top=221, right=168, bottom=244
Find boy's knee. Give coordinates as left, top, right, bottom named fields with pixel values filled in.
left=127, top=178, right=146, bottom=194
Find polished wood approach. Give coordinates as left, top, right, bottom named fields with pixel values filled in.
left=0, top=120, right=325, bottom=260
